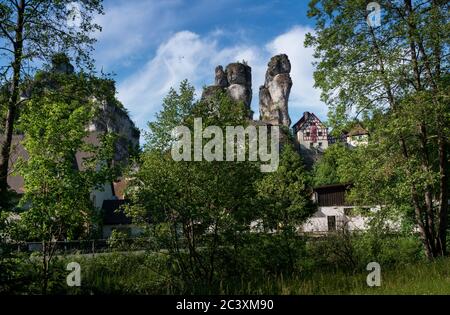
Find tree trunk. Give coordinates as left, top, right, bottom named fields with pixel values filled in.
left=436, top=139, right=448, bottom=256
left=42, top=241, right=49, bottom=295
left=368, top=24, right=434, bottom=258
left=404, top=0, right=448, bottom=258
left=0, top=0, right=25, bottom=207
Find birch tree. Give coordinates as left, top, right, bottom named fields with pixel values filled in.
left=0, top=0, right=103, bottom=208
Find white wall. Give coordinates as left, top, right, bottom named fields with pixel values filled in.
left=296, top=130, right=329, bottom=151
left=346, top=134, right=368, bottom=148
left=300, top=206, right=376, bottom=233
left=91, top=182, right=115, bottom=210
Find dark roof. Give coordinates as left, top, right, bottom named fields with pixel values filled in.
left=346, top=124, right=368, bottom=137
left=314, top=183, right=352, bottom=190
left=313, top=183, right=352, bottom=207
left=292, top=111, right=324, bottom=133
left=102, top=199, right=132, bottom=225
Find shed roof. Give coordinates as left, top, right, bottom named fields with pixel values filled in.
left=102, top=199, right=132, bottom=225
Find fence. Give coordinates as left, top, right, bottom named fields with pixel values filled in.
left=9, top=232, right=344, bottom=256
left=12, top=238, right=154, bottom=255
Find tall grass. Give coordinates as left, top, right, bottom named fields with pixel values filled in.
left=5, top=234, right=449, bottom=295
left=62, top=253, right=450, bottom=295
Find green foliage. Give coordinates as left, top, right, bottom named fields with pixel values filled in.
left=124, top=79, right=321, bottom=290
left=312, top=143, right=350, bottom=186
left=16, top=95, right=115, bottom=242
left=126, top=82, right=262, bottom=288
left=0, top=252, right=68, bottom=294
left=2, top=240, right=444, bottom=294
left=80, top=252, right=450, bottom=294
left=9, top=71, right=118, bottom=293
left=307, top=0, right=449, bottom=258
left=0, top=0, right=104, bottom=72
left=107, top=230, right=129, bottom=251
left=306, top=230, right=423, bottom=272
left=229, top=234, right=308, bottom=276
left=145, top=79, right=196, bottom=151
left=256, top=145, right=314, bottom=229
left=0, top=0, right=104, bottom=209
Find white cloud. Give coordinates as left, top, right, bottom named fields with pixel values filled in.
left=266, top=26, right=326, bottom=119
left=94, top=0, right=183, bottom=69
left=93, top=0, right=244, bottom=71
left=117, top=25, right=325, bottom=132
left=117, top=31, right=217, bottom=128
left=117, top=31, right=261, bottom=129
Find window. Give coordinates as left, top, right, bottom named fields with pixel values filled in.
left=318, top=131, right=323, bottom=137
left=318, top=142, right=322, bottom=147
left=306, top=131, right=310, bottom=137
left=327, top=216, right=336, bottom=231
left=310, top=142, right=314, bottom=149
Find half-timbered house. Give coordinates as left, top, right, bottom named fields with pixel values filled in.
left=292, top=112, right=329, bottom=151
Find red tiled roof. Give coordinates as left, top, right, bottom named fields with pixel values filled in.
left=113, top=179, right=128, bottom=200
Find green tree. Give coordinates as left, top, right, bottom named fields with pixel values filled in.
left=126, top=82, right=261, bottom=290
left=15, top=90, right=115, bottom=294
left=313, top=143, right=351, bottom=186
left=0, top=0, right=104, bottom=208
left=255, top=144, right=315, bottom=270
left=306, top=0, right=449, bottom=258
left=145, top=79, right=196, bottom=151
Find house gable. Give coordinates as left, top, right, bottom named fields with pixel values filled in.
left=293, top=112, right=329, bottom=151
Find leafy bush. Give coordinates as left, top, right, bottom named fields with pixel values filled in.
left=306, top=230, right=424, bottom=273
left=107, top=230, right=130, bottom=251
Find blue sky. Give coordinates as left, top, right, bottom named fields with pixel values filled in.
left=92, top=0, right=326, bottom=133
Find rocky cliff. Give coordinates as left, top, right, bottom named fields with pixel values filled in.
left=202, top=62, right=253, bottom=118
left=259, top=54, right=292, bottom=127
left=202, top=54, right=293, bottom=129
left=88, top=87, right=140, bottom=164
left=36, top=56, right=140, bottom=164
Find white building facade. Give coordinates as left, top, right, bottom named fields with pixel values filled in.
left=293, top=112, right=329, bottom=152
left=300, top=184, right=378, bottom=234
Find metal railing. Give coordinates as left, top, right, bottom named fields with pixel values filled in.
left=12, top=238, right=154, bottom=255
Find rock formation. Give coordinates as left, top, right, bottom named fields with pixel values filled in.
left=34, top=55, right=139, bottom=164
left=259, top=54, right=292, bottom=127
left=202, top=55, right=293, bottom=127
left=202, top=62, right=253, bottom=118
left=214, top=65, right=228, bottom=87
left=88, top=87, right=140, bottom=163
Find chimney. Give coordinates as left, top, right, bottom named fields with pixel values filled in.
left=303, top=111, right=310, bottom=121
